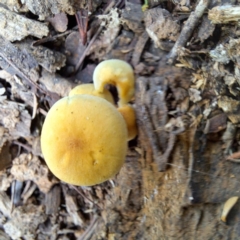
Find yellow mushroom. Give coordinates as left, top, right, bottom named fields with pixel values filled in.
left=221, top=196, right=239, bottom=222
left=41, top=94, right=128, bottom=186
left=93, top=59, right=135, bottom=106
left=117, top=104, right=138, bottom=141
left=69, top=83, right=114, bottom=104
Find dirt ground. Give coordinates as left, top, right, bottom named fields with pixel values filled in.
left=0, top=0, right=240, bottom=239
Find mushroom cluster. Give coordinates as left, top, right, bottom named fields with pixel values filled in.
left=41, top=59, right=137, bottom=186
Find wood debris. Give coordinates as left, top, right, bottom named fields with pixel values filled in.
left=218, top=96, right=240, bottom=124
left=46, top=13, right=68, bottom=33
left=88, top=8, right=122, bottom=59
left=0, top=6, right=49, bottom=41
left=121, top=2, right=144, bottom=33
left=208, top=5, right=240, bottom=24
left=19, top=0, right=81, bottom=20
left=1, top=0, right=240, bottom=239
left=11, top=153, right=57, bottom=193
left=204, top=113, right=227, bottom=134
left=0, top=101, right=31, bottom=138
left=4, top=204, right=47, bottom=239
left=168, top=0, right=210, bottom=64
left=144, top=8, right=180, bottom=44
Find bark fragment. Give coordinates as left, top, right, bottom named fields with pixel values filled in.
left=0, top=6, right=49, bottom=41
left=209, top=5, right=240, bottom=24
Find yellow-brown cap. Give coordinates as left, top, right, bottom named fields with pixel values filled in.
left=93, top=59, right=134, bottom=106
left=41, top=95, right=128, bottom=186
left=69, top=83, right=114, bottom=104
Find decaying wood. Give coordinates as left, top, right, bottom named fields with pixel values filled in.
left=131, top=31, right=149, bottom=67
left=203, top=113, right=227, bottom=134
left=0, top=101, right=31, bottom=138
left=99, top=154, right=142, bottom=239
left=136, top=76, right=169, bottom=171
left=0, top=36, right=62, bottom=106
left=0, top=130, right=11, bottom=171
left=39, top=69, right=76, bottom=97
left=10, top=154, right=57, bottom=193
left=144, top=7, right=180, bottom=50
left=197, top=15, right=215, bottom=42
left=1, top=0, right=240, bottom=239
left=121, top=1, right=144, bottom=34
left=210, top=38, right=240, bottom=65
left=144, top=8, right=180, bottom=43
left=47, top=13, right=68, bottom=33
left=0, top=191, right=47, bottom=239
left=0, top=36, right=39, bottom=82
left=208, top=5, right=240, bottom=24
left=168, top=0, right=210, bottom=64
left=218, top=96, right=240, bottom=124
left=45, top=185, right=61, bottom=215
left=28, top=45, right=66, bottom=73
left=4, top=204, right=47, bottom=239
left=0, top=36, right=57, bottom=102
left=0, top=6, right=49, bottom=41
left=18, top=0, right=83, bottom=20
left=62, top=185, right=86, bottom=227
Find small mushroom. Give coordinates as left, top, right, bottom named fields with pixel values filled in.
left=41, top=94, right=128, bottom=186
left=69, top=83, right=114, bottom=104
left=118, top=104, right=138, bottom=141
left=221, top=196, right=239, bottom=222
left=93, top=59, right=135, bottom=106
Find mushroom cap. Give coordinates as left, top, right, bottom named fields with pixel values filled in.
left=69, top=84, right=114, bottom=104
left=93, top=59, right=135, bottom=105
left=118, top=104, right=138, bottom=141
left=41, top=95, right=128, bottom=186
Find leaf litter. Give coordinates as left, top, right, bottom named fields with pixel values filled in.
left=0, top=0, right=240, bottom=239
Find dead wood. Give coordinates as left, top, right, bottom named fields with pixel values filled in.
left=208, top=5, right=240, bottom=24
left=0, top=6, right=49, bottom=41
left=0, top=0, right=240, bottom=239
left=167, top=0, right=210, bottom=64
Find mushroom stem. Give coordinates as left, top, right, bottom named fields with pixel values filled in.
left=118, top=104, right=138, bottom=141
left=93, top=59, right=135, bottom=105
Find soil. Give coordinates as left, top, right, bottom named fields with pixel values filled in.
left=0, top=0, right=240, bottom=239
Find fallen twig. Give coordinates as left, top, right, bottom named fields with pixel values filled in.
left=75, top=26, right=103, bottom=72
left=78, top=215, right=100, bottom=240
left=70, top=185, right=102, bottom=210
left=167, top=0, right=210, bottom=64
left=32, top=29, right=75, bottom=46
